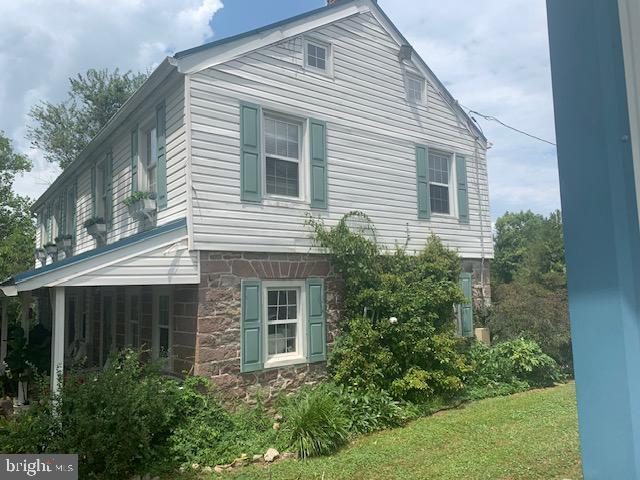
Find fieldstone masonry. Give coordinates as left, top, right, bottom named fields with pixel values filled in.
left=194, top=251, right=344, bottom=401
left=462, top=258, right=492, bottom=311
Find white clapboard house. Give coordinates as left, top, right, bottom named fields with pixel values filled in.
left=0, top=0, right=492, bottom=399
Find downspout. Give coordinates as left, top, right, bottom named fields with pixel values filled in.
left=474, top=135, right=487, bottom=304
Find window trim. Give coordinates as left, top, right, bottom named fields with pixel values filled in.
left=262, top=111, right=307, bottom=202
left=406, top=73, right=426, bottom=104
left=152, top=287, right=173, bottom=369
left=427, top=149, right=458, bottom=218
left=125, top=288, right=142, bottom=349
left=136, top=114, right=158, bottom=194
left=303, top=37, right=333, bottom=76
left=262, top=280, right=307, bottom=369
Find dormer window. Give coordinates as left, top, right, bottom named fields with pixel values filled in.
left=304, top=38, right=331, bottom=74
left=406, top=74, right=425, bottom=104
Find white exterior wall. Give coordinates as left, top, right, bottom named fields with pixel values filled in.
left=34, top=74, right=188, bottom=257
left=188, top=12, right=493, bottom=258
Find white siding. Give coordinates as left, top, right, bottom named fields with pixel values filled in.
left=189, top=12, right=493, bottom=258
left=35, top=74, right=188, bottom=258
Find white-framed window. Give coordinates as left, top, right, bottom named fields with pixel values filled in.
left=304, top=38, right=331, bottom=74
left=152, top=288, right=172, bottom=368
left=264, top=114, right=303, bottom=198
left=406, top=74, right=425, bottom=104
left=428, top=150, right=455, bottom=215
left=263, top=280, right=306, bottom=367
left=144, top=126, right=158, bottom=194
left=125, top=289, right=141, bottom=349
left=65, top=187, right=74, bottom=240
left=95, top=161, right=105, bottom=218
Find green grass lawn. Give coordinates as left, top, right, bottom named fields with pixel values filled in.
left=218, top=383, right=581, bottom=480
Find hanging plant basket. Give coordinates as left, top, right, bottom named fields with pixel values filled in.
left=34, top=248, right=46, bottom=265
left=124, top=192, right=157, bottom=221
left=55, top=234, right=73, bottom=250
left=84, top=217, right=107, bottom=238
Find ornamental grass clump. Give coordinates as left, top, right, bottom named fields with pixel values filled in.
left=278, top=385, right=350, bottom=459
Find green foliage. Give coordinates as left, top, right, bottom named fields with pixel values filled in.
left=309, top=212, right=468, bottom=402
left=123, top=191, right=151, bottom=206
left=83, top=216, right=105, bottom=227
left=494, top=338, right=560, bottom=387
left=278, top=385, right=350, bottom=459
left=28, top=69, right=148, bottom=169
left=491, top=210, right=571, bottom=372
left=464, top=339, right=560, bottom=397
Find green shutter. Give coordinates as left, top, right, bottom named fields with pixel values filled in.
left=131, top=128, right=139, bottom=194
left=156, top=102, right=168, bottom=209
left=306, top=278, right=326, bottom=363
left=416, top=145, right=430, bottom=219
left=91, top=165, right=96, bottom=217
left=459, top=272, right=474, bottom=337
left=59, top=192, right=65, bottom=236
left=310, top=119, right=328, bottom=209
left=456, top=154, right=469, bottom=224
left=105, top=151, right=113, bottom=228
left=240, top=102, right=262, bottom=203
left=71, top=181, right=77, bottom=246
left=241, top=279, right=263, bottom=372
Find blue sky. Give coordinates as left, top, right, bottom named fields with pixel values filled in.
left=0, top=0, right=559, bottom=222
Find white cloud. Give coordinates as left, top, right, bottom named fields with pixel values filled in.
left=0, top=0, right=223, bottom=198
left=380, top=0, right=559, bottom=220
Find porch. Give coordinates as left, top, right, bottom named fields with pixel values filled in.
left=0, top=218, right=200, bottom=398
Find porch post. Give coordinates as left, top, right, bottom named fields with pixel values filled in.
left=17, top=293, right=31, bottom=405
left=547, top=1, right=640, bottom=477
left=51, top=287, right=65, bottom=396
left=0, top=298, right=7, bottom=364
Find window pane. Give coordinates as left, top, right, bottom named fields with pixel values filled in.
left=268, top=290, right=278, bottom=305
left=159, top=296, right=170, bottom=326
left=159, top=328, right=169, bottom=357
left=267, top=289, right=298, bottom=321
left=132, top=323, right=139, bottom=348
left=265, top=118, right=299, bottom=159
left=266, top=157, right=299, bottom=197
left=429, top=153, right=449, bottom=185
left=268, top=323, right=297, bottom=355
left=307, top=43, right=326, bottom=70
left=268, top=306, right=278, bottom=321
left=430, top=184, right=450, bottom=214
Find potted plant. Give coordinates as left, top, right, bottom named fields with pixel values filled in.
left=43, top=242, right=57, bottom=258
left=124, top=191, right=156, bottom=221
left=84, top=217, right=106, bottom=237
left=34, top=248, right=46, bottom=265
left=474, top=302, right=492, bottom=346
left=55, top=234, right=73, bottom=250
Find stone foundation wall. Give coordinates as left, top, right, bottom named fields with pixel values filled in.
left=461, top=258, right=492, bottom=310
left=193, top=251, right=343, bottom=402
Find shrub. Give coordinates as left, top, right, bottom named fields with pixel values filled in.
left=464, top=339, right=560, bottom=396
left=309, top=212, right=469, bottom=402
left=339, top=386, right=412, bottom=434
left=278, top=385, right=350, bottom=459
left=493, top=338, right=560, bottom=387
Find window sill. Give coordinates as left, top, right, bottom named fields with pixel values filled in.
left=262, top=196, right=308, bottom=208
left=264, top=355, right=307, bottom=370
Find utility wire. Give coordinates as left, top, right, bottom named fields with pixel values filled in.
left=459, top=103, right=557, bottom=147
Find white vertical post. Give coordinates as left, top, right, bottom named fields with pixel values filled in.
left=51, top=287, right=65, bottom=397
left=17, top=293, right=31, bottom=405
left=0, top=298, right=7, bottom=364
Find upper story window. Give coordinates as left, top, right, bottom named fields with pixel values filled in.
left=145, top=126, right=158, bottom=194
left=406, top=74, right=425, bottom=104
left=429, top=150, right=453, bottom=215
left=264, top=115, right=301, bottom=198
left=304, top=38, right=331, bottom=74
left=95, top=160, right=106, bottom=218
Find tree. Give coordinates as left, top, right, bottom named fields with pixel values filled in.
left=27, top=69, right=148, bottom=169
left=0, top=132, right=33, bottom=281
left=489, top=210, right=571, bottom=371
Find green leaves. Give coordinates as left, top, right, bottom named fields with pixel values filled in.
left=27, top=68, right=148, bottom=169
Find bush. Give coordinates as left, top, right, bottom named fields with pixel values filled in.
left=278, top=385, right=350, bottom=459
left=493, top=338, right=560, bottom=387
left=309, top=212, right=469, bottom=402
left=464, top=339, right=560, bottom=396
left=339, top=386, right=413, bottom=434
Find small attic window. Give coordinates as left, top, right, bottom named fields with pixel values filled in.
left=304, top=38, right=331, bottom=74
left=406, top=74, right=425, bottom=103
